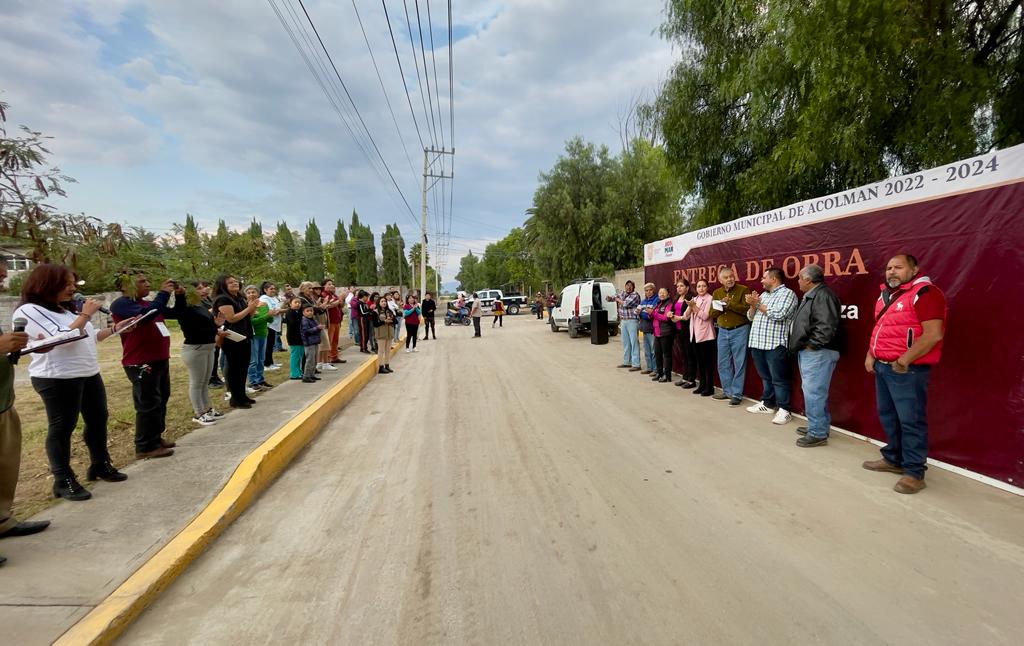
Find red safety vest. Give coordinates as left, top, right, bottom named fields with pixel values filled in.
left=869, top=277, right=945, bottom=364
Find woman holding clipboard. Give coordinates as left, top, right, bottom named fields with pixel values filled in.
left=14, top=264, right=125, bottom=502
left=212, top=275, right=260, bottom=409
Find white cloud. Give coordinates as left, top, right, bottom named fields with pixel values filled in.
left=1, top=0, right=676, bottom=274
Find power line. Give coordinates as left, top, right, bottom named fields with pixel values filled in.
left=350, top=0, right=419, bottom=184
left=380, top=0, right=425, bottom=151
left=403, top=0, right=437, bottom=146
left=268, top=0, right=388, bottom=202
left=291, top=0, right=420, bottom=227
left=425, top=0, right=446, bottom=148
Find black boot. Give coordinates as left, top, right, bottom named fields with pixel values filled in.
left=87, top=462, right=128, bottom=483
left=53, top=474, right=91, bottom=501
left=87, top=461, right=127, bottom=482
left=384, top=364, right=393, bottom=373
left=378, top=366, right=386, bottom=374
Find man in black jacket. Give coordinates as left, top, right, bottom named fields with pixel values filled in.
left=421, top=292, right=437, bottom=340
left=788, top=264, right=842, bottom=448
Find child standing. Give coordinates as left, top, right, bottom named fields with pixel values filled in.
left=285, top=298, right=305, bottom=379
left=492, top=299, right=504, bottom=328
left=300, top=305, right=323, bottom=383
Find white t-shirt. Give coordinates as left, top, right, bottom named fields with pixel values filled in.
left=260, top=295, right=284, bottom=331
left=344, top=292, right=355, bottom=307
left=13, top=303, right=100, bottom=379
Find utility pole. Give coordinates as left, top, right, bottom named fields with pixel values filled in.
left=422, top=146, right=453, bottom=297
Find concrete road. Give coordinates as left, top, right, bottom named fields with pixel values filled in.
left=121, top=316, right=1024, bottom=645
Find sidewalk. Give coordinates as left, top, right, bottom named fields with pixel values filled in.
left=0, top=347, right=373, bottom=646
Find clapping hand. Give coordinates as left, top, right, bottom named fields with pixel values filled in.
left=744, top=292, right=759, bottom=306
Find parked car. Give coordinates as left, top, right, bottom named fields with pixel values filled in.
left=550, top=279, right=619, bottom=338
left=474, top=289, right=528, bottom=315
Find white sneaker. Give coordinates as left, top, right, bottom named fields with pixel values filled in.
left=772, top=409, right=792, bottom=425
left=192, top=414, right=216, bottom=426
left=322, top=363, right=338, bottom=371
left=206, top=408, right=225, bottom=418
left=412, top=348, right=418, bottom=352
left=405, top=348, right=412, bottom=353
left=266, top=364, right=281, bottom=371
left=224, top=392, right=231, bottom=401
left=746, top=401, right=774, bottom=414
left=245, top=386, right=258, bottom=395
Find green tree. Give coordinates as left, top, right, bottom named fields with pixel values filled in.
left=657, top=0, right=1024, bottom=227
left=0, top=99, right=125, bottom=265
left=349, top=211, right=377, bottom=284
left=408, top=242, right=439, bottom=292
left=455, top=252, right=482, bottom=292
left=380, top=223, right=409, bottom=284
left=304, top=219, right=324, bottom=282
left=247, top=217, right=263, bottom=240
left=331, top=219, right=350, bottom=284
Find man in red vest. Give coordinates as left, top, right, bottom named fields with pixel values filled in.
left=863, top=254, right=946, bottom=494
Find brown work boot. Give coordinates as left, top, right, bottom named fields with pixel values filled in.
left=894, top=476, right=926, bottom=494
left=862, top=459, right=902, bottom=474
left=136, top=446, right=174, bottom=460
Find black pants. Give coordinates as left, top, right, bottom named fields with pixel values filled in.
left=264, top=328, right=277, bottom=367
left=674, top=321, right=697, bottom=381
left=655, top=333, right=675, bottom=379
left=693, top=339, right=717, bottom=393
left=473, top=316, right=481, bottom=336
left=211, top=346, right=221, bottom=381
left=31, top=374, right=111, bottom=477
left=358, top=317, right=370, bottom=352
left=406, top=324, right=419, bottom=348
left=423, top=315, right=435, bottom=339
left=492, top=315, right=502, bottom=327
left=221, top=339, right=252, bottom=405
left=122, top=359, right=170, bottom=453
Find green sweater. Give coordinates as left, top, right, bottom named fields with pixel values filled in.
left=251, top=304, right=270, bottom=338
left=710, top=284, right=752, bottom=329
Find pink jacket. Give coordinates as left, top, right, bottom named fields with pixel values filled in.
left=651, top=300, right=675, bottom=338
left=683, top=294, right=715, bottom=342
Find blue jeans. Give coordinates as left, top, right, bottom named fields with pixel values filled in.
left=247, top=335, right=267, bottom=385
left=875, top=362, right=931, bottom=479
left=750, top=346, right=791, bottom=410
left=798, top=349, right=839, bottom=438
left=392, top=321, right=401, bottom=342
left=620, top=319, right=640, bottom=367
left=641, top=330, right=656, bottom=372
left=716, top=325, right=749, bottom=398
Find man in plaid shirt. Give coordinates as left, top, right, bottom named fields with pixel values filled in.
left=744, top=267, right=798, bottom=425
left=607, top=280, right=641, bottom=371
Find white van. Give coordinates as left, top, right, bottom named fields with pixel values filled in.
left=550, top=279, right=619, bottom=338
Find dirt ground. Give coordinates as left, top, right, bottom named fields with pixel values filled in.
left=121, top=314, right=1024, bottom=645
left=11, top=322, right=344, bottom=517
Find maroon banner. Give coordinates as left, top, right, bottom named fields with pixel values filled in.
left=645, top=178, right=1024, bottom=486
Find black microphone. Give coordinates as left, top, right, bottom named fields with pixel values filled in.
left=73, top=293, right=110, bottom=315
left=9, top=316, right=27, bottom=364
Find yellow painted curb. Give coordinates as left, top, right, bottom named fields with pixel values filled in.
left=54, top=340, right=404, bottom=646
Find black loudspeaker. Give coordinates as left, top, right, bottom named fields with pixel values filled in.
left=591, top=309, right=609, bottom=345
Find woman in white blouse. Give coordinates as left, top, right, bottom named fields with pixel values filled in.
left=13, top=264, right=125, bottom=502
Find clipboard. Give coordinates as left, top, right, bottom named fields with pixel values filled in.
left=22, top=328, right=88, bottom=354
left=111, top=308, right=159, bottom=336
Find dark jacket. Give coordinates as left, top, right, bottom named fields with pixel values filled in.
left=299, top=316, right=321, bottom=346
left=421, top=298, right=436, bottom=318
left=172, top=296, right=218, bottom=344
left=285, top=309, right=303, bottom=346
left=788, top=283, right=843, bottom=354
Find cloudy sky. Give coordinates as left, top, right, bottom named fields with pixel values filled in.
left=1, top=0, right=677, bottom=281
